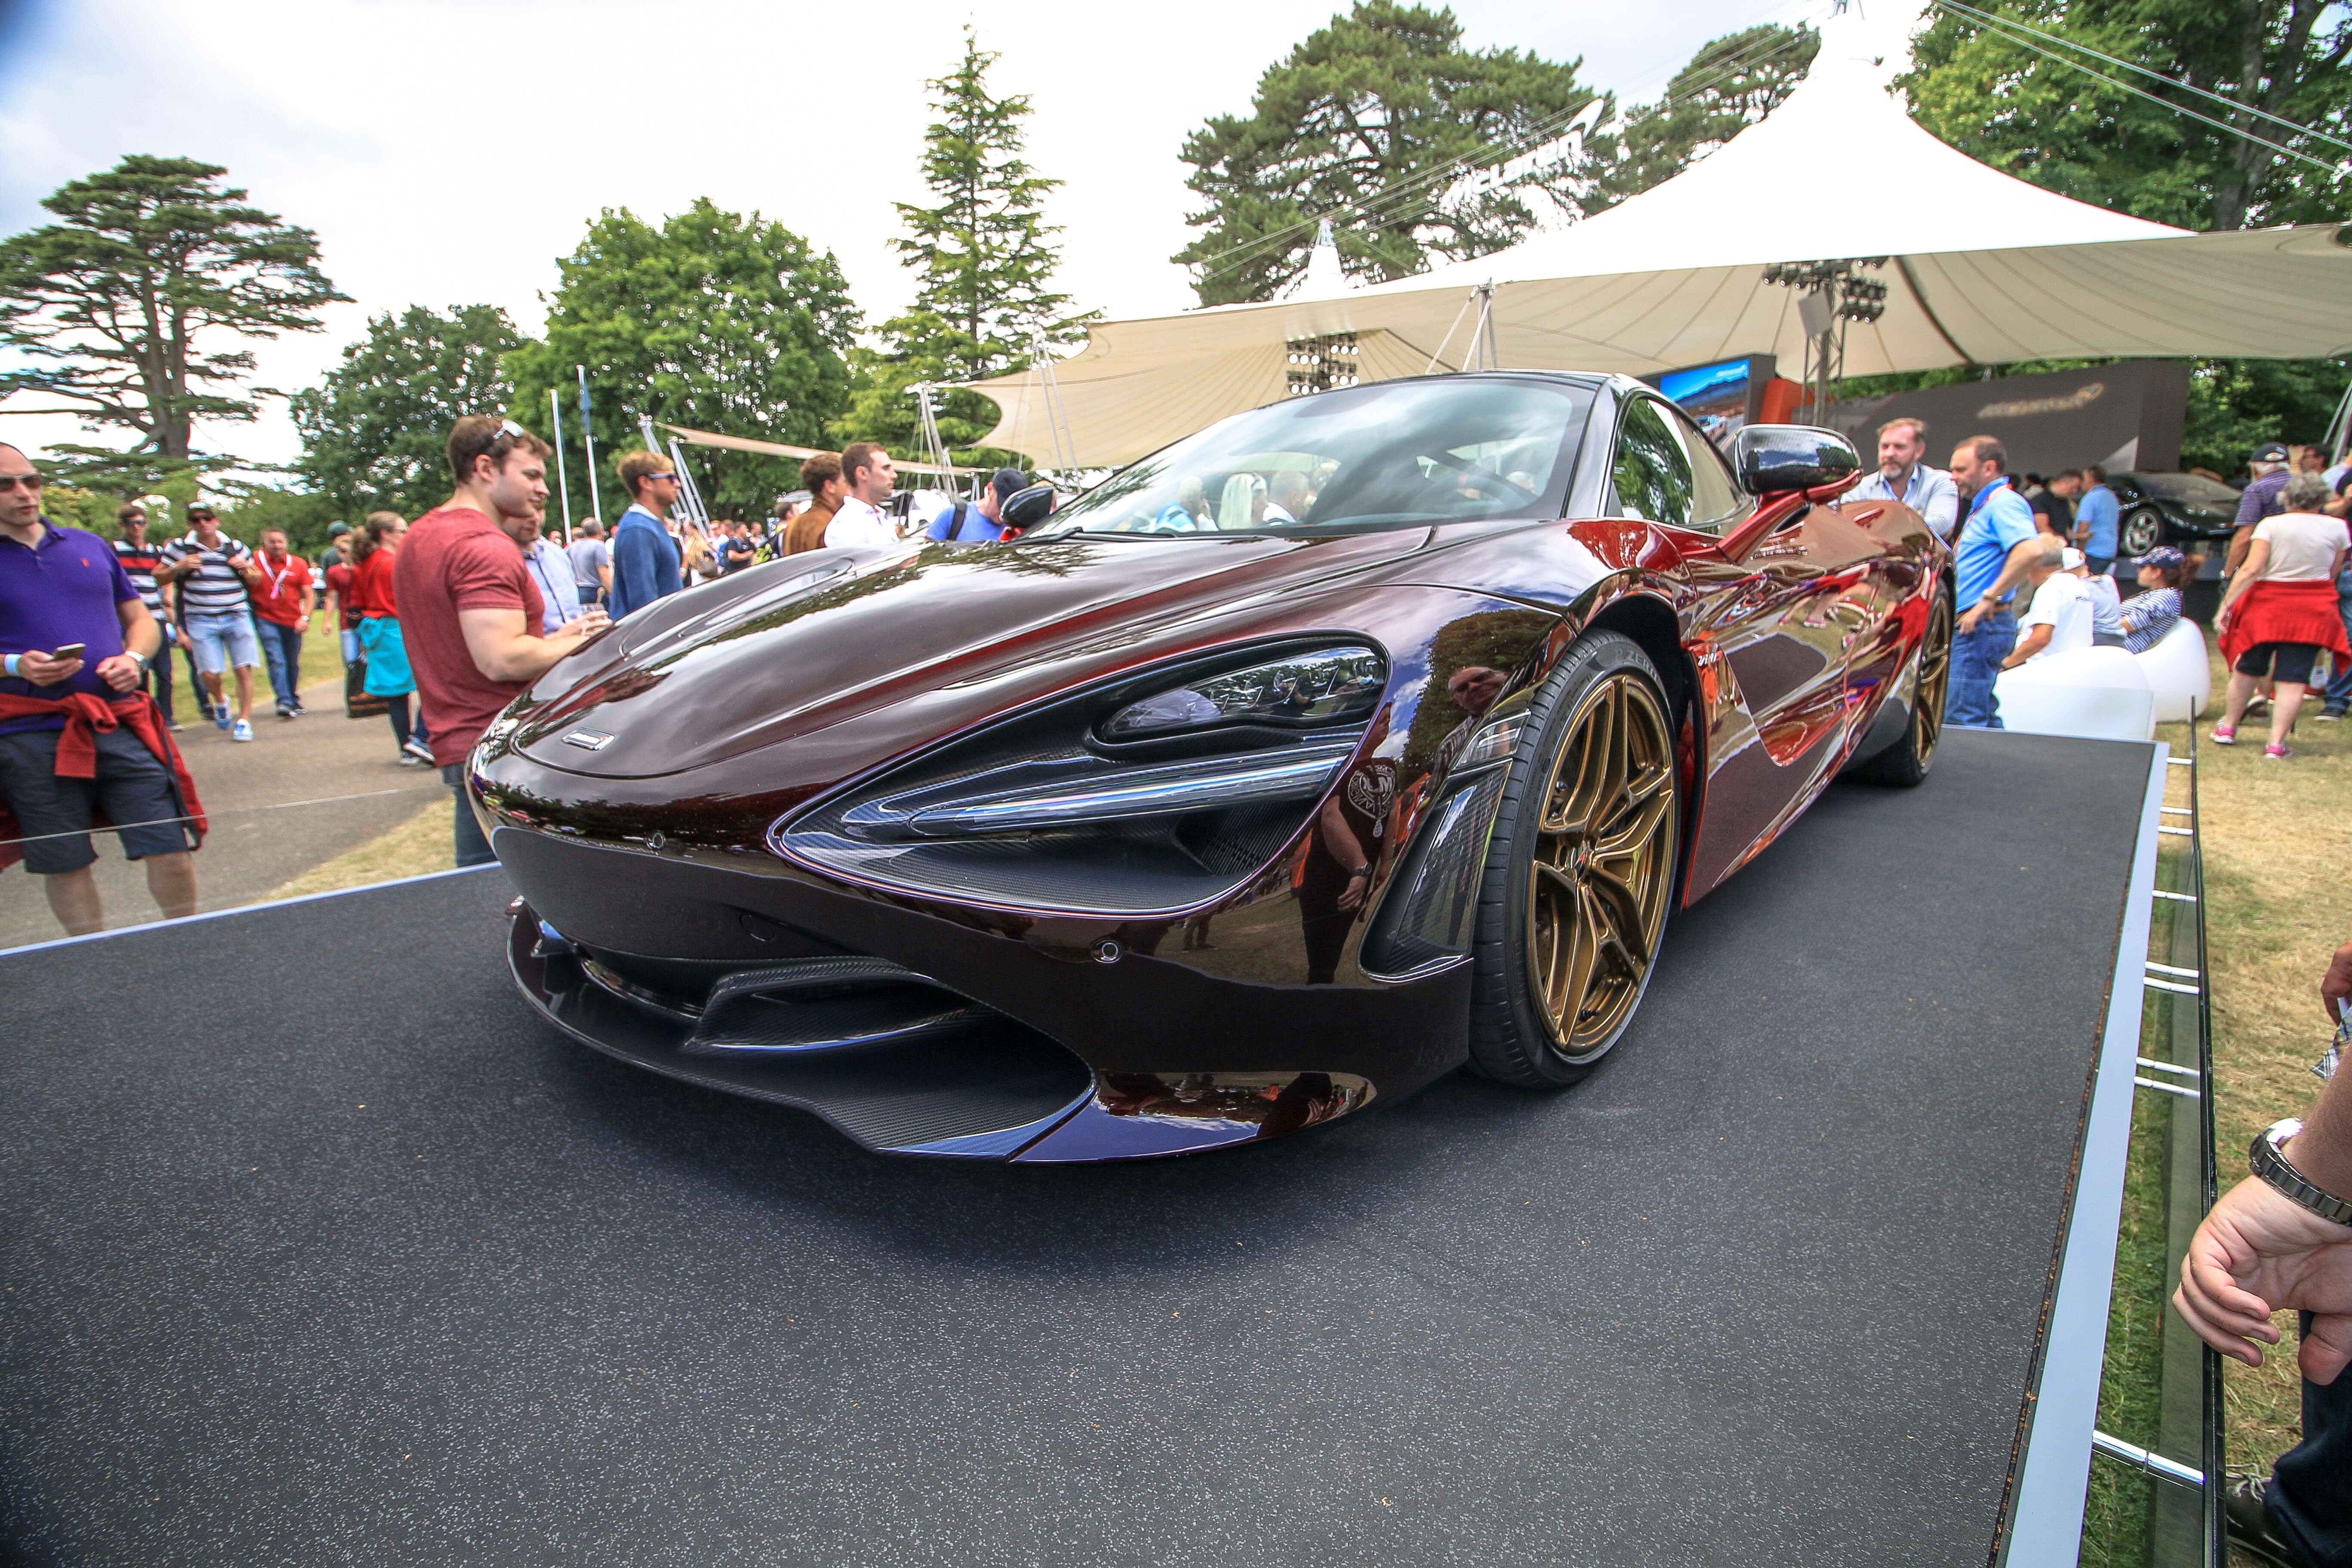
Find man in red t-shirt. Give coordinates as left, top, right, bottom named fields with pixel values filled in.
left=395, top=415, right=609, bottom=866
left=248, top=526, right=313, bottom=718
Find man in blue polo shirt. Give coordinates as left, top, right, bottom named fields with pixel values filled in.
left=0, top=441, right=197, bottom=934
left=1947, top=434, right=2044, bottom=729
left=2073, top=465, right=2121, bottom=577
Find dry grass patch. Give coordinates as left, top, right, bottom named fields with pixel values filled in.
left=263, top=794, right=454, bottom=902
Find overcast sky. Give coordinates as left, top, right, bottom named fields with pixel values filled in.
left=0, top=0, right=1921, bottom=476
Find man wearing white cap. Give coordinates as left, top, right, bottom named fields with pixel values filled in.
left=2067, top=546, right=2128, bottom=647
left=2000, top=539, right=2093, bottom=671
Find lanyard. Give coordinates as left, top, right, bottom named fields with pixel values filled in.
left=256, top=553, right=299, bottom=603
left=526, top=549, right=564, bottom=627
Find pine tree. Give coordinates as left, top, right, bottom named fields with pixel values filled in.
left=0, top=156, right=346, bottom=493
left=837, top=30, right=1090, bottom=466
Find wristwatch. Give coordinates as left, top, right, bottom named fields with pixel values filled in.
left=2251, top=1118, right=2352, bottom=1228
left=127, top=649, right=149, bottom=673
left=1347, top=863, right=1372, bottom=880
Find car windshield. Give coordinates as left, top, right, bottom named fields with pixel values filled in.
left=2132, top=472, right=2243, bottom=505
left=1024, top=378, right=1595, bottom=540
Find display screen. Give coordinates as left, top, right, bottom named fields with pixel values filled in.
left=1654, top=358, right=1756, bottom=447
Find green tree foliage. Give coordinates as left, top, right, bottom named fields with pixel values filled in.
left=1869, top=2, right=2352, bottom=474
left=1898, top=0, right=2351, bottom=232
left=839, top=30, right=1087, bottom=469
left=0, top=155, right=347, bottom=494
left=290, top=304, right=523, bottom=522
left=509, top=200, right=858, bottom=520
left=1577, top=25, right=1819, bottom=214
left=1173, top=3, right=1597, bottom=306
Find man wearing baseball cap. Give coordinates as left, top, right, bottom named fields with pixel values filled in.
left=2228, top=441, right=2296, bottom=582
left=926, top=468, right=1029, bottom=543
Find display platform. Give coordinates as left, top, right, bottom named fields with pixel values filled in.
left=0, top=729, right=2159, bottom=1568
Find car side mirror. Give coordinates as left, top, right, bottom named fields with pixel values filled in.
left=999, top=484, right=1056, bottom=532
left=1732, top=425, right=1860, bottom=497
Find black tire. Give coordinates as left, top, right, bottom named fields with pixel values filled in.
left=1467, top=632, right=1680, bottom=1089
left=1854, top=586, right=1952, bottom=788
left=2119, top=507, right=2164, bottom=559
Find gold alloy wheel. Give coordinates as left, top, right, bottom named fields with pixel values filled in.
left=1914, top=595, right=1954, bottom=766
left=1527, top=673, right=1678, bottom=1060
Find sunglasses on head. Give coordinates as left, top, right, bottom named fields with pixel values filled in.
left=0, top=472, right=46, bottom=492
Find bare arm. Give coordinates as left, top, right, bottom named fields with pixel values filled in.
left=1999, top=624, right=2049, bottom=670
left=2214, top=538, right=2272, bottom=629
left=1318, top=796, right=1372, bottom=911
left=1957, top=536, right=2046, bottom=632
left=457, top=604, right=607, bottom=685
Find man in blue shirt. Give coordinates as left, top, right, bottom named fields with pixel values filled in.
left=1947, top=434, right=2044, bottom=729
left=2073, top=465, right=2121, bottom=576
left=925, top=468, right=1028, bottom=543
left=607, top=450, right=683, bottom=621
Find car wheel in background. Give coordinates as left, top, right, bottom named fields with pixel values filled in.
left=2120, top=507, right=2165, bottom=558
left=1468, top=631, right=1680, bottom=1088
left=1854, top=587, right=1952, bottom=788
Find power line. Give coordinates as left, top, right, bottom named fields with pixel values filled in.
left=1927, top=0, right=2350, bottom=178
left=1932, top=0, right=2352, bottom=160
left=1185, top=3, right=1822, bottom=293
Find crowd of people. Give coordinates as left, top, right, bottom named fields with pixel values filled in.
left=1880, top=411, right=2352, bottom=741
left=0, top=423, right=1042, bottom=935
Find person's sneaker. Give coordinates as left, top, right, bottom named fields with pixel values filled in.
left=396, top=752, right=427, bottom=767
left=230, top=719, right=253, bottom=742
left=2211, top=724, right=2236, bottom=745
left=401, top=736, right=435, bottom=764
left=213, top=706, right=232, bottom=731
left=2266, top=743, right=2291, bottom=760
left=2318, top=707, right=2347, bottom=722
left=2223, top=1475, right=2306, bottom=1568
left=276, top=704, right=296, bottom=720
left=2245, top=693, right=2271, bottom=718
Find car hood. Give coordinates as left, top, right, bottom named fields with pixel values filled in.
left=507, top=531, right=1430, bottom=780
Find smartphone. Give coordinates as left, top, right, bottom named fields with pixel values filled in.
left=50, top=643, right=86, bottom=661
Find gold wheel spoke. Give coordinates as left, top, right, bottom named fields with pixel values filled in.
left=1559, top=888, right=1601, bottom=1030
left=1585, top=865, right=1651, bottom=972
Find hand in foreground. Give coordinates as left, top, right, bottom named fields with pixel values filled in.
left=561, top=608, right=610, bottom=640
left=1337, top=873, right=1370, bottom=912
left=2174, top=1172, right=2352, bottom=1384
left=2214, top=605, right=2235, bottom=634
left=2318, top=937, right=2352, bottom=1026
left=1957, top=601, right=1986, bottom=635
left=92, top=654, right=142, bottom=693
left=13, top=649, right=83, bottom=686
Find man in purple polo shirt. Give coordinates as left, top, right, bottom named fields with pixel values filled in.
left=0, top=441, right=198, bottom=934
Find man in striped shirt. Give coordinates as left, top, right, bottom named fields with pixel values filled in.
left=109, top=501, right=182, bottom=728
left=157, top=502, right=264, bottom=741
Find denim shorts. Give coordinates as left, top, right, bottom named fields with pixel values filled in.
left=0, top=726, right=192, bottom=872
left=184, top=612, right=260, bottom=676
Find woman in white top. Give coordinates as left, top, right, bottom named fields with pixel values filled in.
left=2214, top=473, right=2352, bottom=757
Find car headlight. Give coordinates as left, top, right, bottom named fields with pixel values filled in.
left=775, top=640, right=1389, bottom=915
left=1101, top=646, right=1384, bottom=739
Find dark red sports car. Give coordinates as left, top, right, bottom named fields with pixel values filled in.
left=480, top=374, right=1951, bottom=1161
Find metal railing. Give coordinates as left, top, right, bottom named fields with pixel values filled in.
left=2093, top=741, right=2223, bottom=1566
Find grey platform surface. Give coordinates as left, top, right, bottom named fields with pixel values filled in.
left=0, top=729, right=2148, bottom=1567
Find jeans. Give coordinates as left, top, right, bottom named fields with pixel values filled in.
left=1946, top=609, right=2016, bottom=729
left=2086, top=554, right=2113, bottom=577
left=184, top=611, right=260, bottom=677
left=340, top=627, right=359, bottom=665
left=2267, top=1311, right=2352, bottom=1567
left=2325, top=567, right=2352, bottom=712
left=145, top=623, right=176, bottom=724
left=441, top=763, right=494, bottom=867
left=255, top=619, right=303, bottom=710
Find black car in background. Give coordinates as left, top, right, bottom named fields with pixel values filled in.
left=2110, top=471, right=2242, bottom=558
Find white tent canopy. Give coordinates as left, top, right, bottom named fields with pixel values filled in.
left=967, top=40, right=2352, bottom=468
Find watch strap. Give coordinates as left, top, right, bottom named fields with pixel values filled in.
left=2251, top=1118, right=2352, bottom=1228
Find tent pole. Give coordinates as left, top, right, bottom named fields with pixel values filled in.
left=549, top=388, right=574, bottom=546
left=577, top=367, right=605, bottom=528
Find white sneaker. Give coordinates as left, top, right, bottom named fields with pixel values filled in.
left=401, top=737, right=435, bottom=764
left=231, top=719, right=254, bottom=741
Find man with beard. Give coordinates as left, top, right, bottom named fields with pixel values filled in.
left=394, top=416, right=609, bottom=867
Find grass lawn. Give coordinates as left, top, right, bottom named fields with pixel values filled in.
left=2086, top=644, right=2343, bottom=1563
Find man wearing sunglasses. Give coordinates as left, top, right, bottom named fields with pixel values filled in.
left=607, top=449, right=683, bottom=621
left=0, top=442, right=202, bottom=934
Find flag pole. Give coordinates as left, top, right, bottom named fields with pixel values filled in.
left=577, top=367, right=605, bottom=526
left=548, top=387, right=575, bottom=545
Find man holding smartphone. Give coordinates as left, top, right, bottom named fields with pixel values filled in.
left=0, top=442, right=202, bottom=935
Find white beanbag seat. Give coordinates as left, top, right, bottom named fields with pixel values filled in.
left=2132, top=618, right=2211, bottom=723
left=1994, top=645, right=2158, bottom=742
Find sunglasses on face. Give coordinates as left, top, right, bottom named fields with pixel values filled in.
left=0, top=472, right=45, bottom=492
left=650, top=473, right=678, bottom=484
